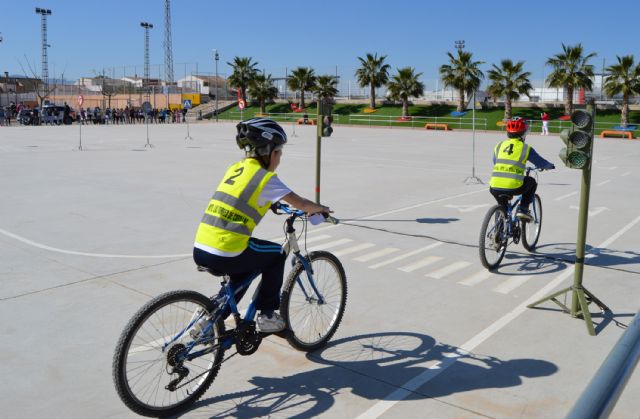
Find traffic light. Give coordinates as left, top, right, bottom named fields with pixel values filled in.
left=559, top=109, right=593, bottom=169
left=322, top=115, right=333, bottom=137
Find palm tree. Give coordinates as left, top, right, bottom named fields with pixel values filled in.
left=487, top=59, right=533, bottom=120
left=227, top=56, right=259, bottom=102
left=355, top=53, right=391, bottom=109
left=386, top=67, right=424, bottom=118
left=248, top=73, right=278, bottom=114
left=439, top=50, right=484, bottom=112
left=287, top=67, right=316, bottom=110
left=546, top=43, right=596, bottom=116
left=603, top=55, right=640, bottom=126
left=313, top=75, right=339, bottom=100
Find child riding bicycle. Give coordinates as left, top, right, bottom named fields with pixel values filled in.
left=192, top=118, right=331, bottom=333
left=490, top=117, right=555, bottom=221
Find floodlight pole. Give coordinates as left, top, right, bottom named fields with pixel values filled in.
left=214, top=49, right=219, bottom=122
left=528, top=99, right=609, bottom=335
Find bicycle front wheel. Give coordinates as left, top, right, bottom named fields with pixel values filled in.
left=112, top=290, right=225, bottom=417
left=522, top=194, right=542, bottom=251
left=479, top=205, right=508, bottom=270
left=281, top=251, right=347, bottom=352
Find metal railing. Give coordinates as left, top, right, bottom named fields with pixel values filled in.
left=566, top=311, right=640, bottom=419
left=347, top=114, right=488, bottom=130
left=510, top=119, right=637, bottom=135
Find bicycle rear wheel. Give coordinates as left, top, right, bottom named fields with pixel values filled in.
left=281, top=251, right=347, bottom=352
left=112, top=290, right=225, bottom=417
left=479, top=205, right=508, bottom=270
left=522, top=194, right=542, bottom=251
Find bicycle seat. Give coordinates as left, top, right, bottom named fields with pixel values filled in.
left=196, top=266, right=227, bottom=277
left=498, top=194, right=514, bottom=200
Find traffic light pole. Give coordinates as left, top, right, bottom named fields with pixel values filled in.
left=315, top=104, right=323, bottom=203
left=528, top=100, right=609, bottom=336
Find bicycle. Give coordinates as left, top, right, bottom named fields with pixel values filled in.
left=112, top=202, right=347, bottom=417
left=479, top=167, right=544, bottom=270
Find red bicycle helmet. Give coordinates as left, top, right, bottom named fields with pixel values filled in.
left=505, top=117, right=528, bottom=138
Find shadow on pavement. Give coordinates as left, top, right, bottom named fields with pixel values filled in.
left=182, top=332, right=557, bottom=418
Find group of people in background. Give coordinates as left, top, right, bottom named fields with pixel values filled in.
left=75, top=106, right=188, bottom=125
left=0, top=102, right=190, bottom=126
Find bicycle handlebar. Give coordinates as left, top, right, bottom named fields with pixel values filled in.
left=271, top=202, right=339, bottom=225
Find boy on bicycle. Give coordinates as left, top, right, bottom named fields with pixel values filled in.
left=490, top=117, right=555, bottom=221
left=193, top=118, right=331, bottom=333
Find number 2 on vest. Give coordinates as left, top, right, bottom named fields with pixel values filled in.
left=224, top=167, right=244, bottom=185
left=502, top=144, right=514, bottom=155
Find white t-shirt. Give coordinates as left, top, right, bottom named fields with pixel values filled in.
left=257, top=175, right=292, bottom=207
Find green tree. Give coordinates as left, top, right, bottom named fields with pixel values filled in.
left=386, top=67, right=424, bottom=118
left=313, top=75, right=339, bottom=100
left=439, top=49, right=484, bottom=112
left=355, top=53, right=391, bottom=109
left=546, top=43, right=596, bottom=116
left=487, top=59, right=533, bottom=120
left=227, top=56, right=259, bottom=102
left=248, top=73, right=278, bottom=114
left=603, top=55, right=640, bottom=126
left=287, top=67, right=316, bottom=110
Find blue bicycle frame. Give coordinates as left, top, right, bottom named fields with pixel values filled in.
left=165, top=203, right=329, bottom=360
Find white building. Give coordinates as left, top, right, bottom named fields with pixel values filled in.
left=176, top=75, right=226, bottom=96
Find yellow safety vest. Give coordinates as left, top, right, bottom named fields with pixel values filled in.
left=195, top=159, right=275, bottom=254
left=489, top=139, right=531, bottom=190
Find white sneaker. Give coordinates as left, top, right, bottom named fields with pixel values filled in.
left=257, top=312, right=286, bottom=333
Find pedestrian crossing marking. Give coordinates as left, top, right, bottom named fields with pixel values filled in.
left=300, top=234, right=333, bottom=244
left=398, top=256, right=442, bottom=272
left=332, top=243, right=376, bottom=257
left=369, top=242, right=444, bottom=269
left=458, top=270, right=493, bottom=286
left=426, top=261, right=471, bottom=279
left=354, top=248, right=400, bottom=262
left=307, top=238, right=353, bottom=252
left=492, top=275, right=532, bottom=294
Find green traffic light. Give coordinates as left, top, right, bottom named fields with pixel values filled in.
left=568, top=151, right=588, bottom=169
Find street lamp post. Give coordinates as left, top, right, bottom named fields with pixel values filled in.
left=214, top=49, right=219, bottom=122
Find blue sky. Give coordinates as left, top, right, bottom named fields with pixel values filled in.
left=1, top=0, right=638, bottom=89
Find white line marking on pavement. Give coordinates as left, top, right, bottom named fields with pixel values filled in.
left=596, top=179, right=611, bottom=187
left=332, top=243, right=376, bottom=257
left=0, top=228, right=190, bottom=259
left=307, top=238, right=353, bottom=252
left=555, top=191, right=578, bottom=201
left=300, top=234, right=333, bottom=244
left=620, top=171, right=631, bottom=177
left=310, top=188, right=488, bottom=234
left=398, top=256, right=442, bottom=273
left=570, top=206, right=609, bottom=217
left=492, top=275, right=533, bottom=294
left=357, top=213, right=640, bottom=419
left=444, top=204, right=490, bottom=213
left=354, top=248, right=400, bottom=262
left=425, top=261, right=471, bottom=279
left=369, top=242, right=444, bottom=269
left=458, top=270, right=493, bottom=286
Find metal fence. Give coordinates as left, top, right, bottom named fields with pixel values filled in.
left=347, top=114, right=488, bottom=130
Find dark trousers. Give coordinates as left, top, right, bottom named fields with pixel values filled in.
left=193, top=237, right=286, bottom=311
left=490, top=176, right=537, bottom=210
